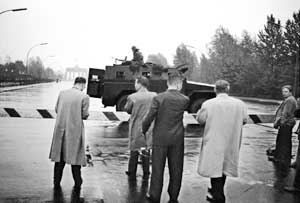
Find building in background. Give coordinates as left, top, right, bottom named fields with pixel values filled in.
left=64, top=66, right=88, bottom=81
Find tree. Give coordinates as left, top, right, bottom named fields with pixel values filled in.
left=28, top=57, right=45, bottom=79
left=199, top=54, right=217, bottom=83
left=207, top=27, right=243, bottom=92
left=147, top=53, right=169, bottom=67
left=44, top=67, right=56, bottom=79
left=257, top=14, right=290, bottom=97
left=15, top=60, right=26, bottom=75
left=237, top=31, right=264, bottom=96
left=284, top=9, right=300, bottom=96
left=173, top=44, right=200, bottom=81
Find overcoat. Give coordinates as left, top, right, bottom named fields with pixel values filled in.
left=196, top=93, right=247, bottom=177
left=124, top=90, right=156, bottom=151
left=49, top=87, right=89, bottom=166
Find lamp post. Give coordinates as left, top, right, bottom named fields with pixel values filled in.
left=268, top=21, right=300, bottom=97
left=0, top=8, right=27, bottom=15
left=26, top=43, right=48, bottom=74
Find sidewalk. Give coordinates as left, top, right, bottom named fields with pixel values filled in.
left=0, top=82, right=53, bottom=93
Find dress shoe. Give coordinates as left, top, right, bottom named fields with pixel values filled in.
left=206, top=192, right=225, bottom=203
left=125, top=171, right=136, bottom=181
left=284, top=186, right=300, bottom=193
left=145, top=193, right=159, bottom=202
left=268, top=156, right=279, bottom=162
left=290, top=161, right=297, bottom=168
left=206, top=194, right=216, bottom=202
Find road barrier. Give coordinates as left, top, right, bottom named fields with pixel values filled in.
left=0, top=107, right=278, bottom=124
left=1, top=107, right=299, bottom=132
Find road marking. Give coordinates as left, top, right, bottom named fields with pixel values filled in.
left=37, top=109, right=53, bottom=118
left=4, top=108, right=21, bottom=117
left=102, top=112, right=120, bottom=121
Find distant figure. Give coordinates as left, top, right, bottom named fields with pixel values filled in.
left=196, top=80, right=247, bottom=203
left=272, top=85, right=297, bottom=166
left=49, top=77, right=90, bottom=190
left=124, top=76, right=157, bottom=181
left=130, top=46, right=144, bottom=72
left=142, top=73, right=189, bottom=203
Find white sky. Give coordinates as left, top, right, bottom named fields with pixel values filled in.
left=0, top=0, right=299, bottom=72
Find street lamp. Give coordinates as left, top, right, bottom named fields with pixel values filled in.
left=0, top=8, right=27, bottom=15
left=267, top=20, right=300, bottom=97
left=26, top=43, right=48, bottom=74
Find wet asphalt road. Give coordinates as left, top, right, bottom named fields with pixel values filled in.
left=0, top=81, right=299, bottom=203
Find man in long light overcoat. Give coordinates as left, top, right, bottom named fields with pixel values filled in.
left=124, top=76, right=156, bottom=180
left=49, top=77, right=89, bottom=189
left=196, top=80, right=247, bottom=203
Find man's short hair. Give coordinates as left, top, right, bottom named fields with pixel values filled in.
left=215, top=80, right=230, bottom=93
left=74, top=77, right=86, bottom=84
left=282, top=85, right=293, bottom=92
left=167, top=73, right=183, bottom=86
left=136, top=76, right=149, bottom=88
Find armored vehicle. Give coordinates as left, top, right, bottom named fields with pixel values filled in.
left=87, top=63, right=215, bottom=113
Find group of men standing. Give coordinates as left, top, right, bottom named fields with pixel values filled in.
left=122, top=75, right=247, bottom=203
left=48, top=71, right=299, bottom=203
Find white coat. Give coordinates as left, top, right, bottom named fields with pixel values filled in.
left=196, top=93, right=247, bottom=178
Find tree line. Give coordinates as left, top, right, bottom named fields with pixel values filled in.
left=0, top=57, right=61, bottom=82
left=148, top=10, right=300, bottom=99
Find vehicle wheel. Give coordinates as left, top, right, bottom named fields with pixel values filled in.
left=189, top=98, right=206, bottom=113
left=116, top=95, right=128, bottom=111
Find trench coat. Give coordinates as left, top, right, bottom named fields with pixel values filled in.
left=49, top=88, right=90, bottom=166
left=196, top=93, right=247, bottom=178
left=124, top=90, right=156, bottom=151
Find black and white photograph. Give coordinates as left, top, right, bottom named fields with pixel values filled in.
left=0, top=0, right=300, bottom=202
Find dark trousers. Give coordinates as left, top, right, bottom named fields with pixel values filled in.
left=275, top=125, right=293, bottom=165
left=211, top=175, right=226, bottom=203
left=149, top=144, right=184, bottom=202
left=54, top=153, right=82, bottom=187
left=128, top=150, right=150, bottom=176
left=294, top=139, right=300, bottom=188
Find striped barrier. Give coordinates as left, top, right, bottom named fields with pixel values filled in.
left=0, top=107, right=279, bottom=125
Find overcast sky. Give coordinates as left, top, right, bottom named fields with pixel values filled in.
left=0, top=0, right=299, bottom=72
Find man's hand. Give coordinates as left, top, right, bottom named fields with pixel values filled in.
left=273, top=123, right=280, bottom=129
left=141, top=129, right=146, bottom=138
left=274, top=118, right=280, bottom=129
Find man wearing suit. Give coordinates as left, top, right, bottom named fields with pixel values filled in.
left=142, top=73, right=189, bottom=203
left=49, top=77, right=89, bottom=190
left=124, top=76, right=157, bottom=180
left=196, top=80, right=247, bottom=203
